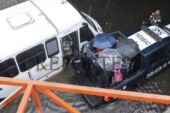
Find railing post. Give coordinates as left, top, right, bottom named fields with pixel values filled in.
left=0, top=86, right=26, bottom=109
left=31, top=86, right=43, bottom=113
left=17, top=84, right=33, bottom=113
left=38, top=88, right=80, bottom=113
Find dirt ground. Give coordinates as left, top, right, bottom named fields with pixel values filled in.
left=1, top=0, right=170, bottom=113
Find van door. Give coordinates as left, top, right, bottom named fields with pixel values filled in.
left=34, top=37, right=62, bottom=80
left=61, top=31, right=79, bottom=69
left=79, top=24, right=94, bottom=50
left=43, top=37, right=62, bottom=79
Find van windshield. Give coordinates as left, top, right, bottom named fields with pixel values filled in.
left=81, top=13, right=98, bottom=32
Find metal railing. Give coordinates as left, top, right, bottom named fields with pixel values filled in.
left=0, top=77, right=170, bottom=113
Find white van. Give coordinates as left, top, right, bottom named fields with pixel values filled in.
left=0, top=0, right=102, bottom=100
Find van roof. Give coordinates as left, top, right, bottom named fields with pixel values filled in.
left=0, top=0, right=83, bottom=60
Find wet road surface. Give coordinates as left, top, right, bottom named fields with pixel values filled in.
left=1, top=0, right=170, bottom=113
left=70, top=0, right=170, bottom=33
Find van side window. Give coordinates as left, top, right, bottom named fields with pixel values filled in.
left=80, top=25, right=94, bottom=42
left=0, top=58, right=19, bottom=77
left=45, top=38, right=59, bottom=58
left=16, top=44, right=46, bottom=72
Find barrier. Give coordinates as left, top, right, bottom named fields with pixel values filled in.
left=0, top=77, right=170, bottom=113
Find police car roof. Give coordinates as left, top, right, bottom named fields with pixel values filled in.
left=0, top=0, right=83, bottom=60
left=128, top=24, right=170, bottom=51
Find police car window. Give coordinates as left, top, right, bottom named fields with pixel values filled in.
left=80, top=25, right=94, bottom=42
left=16, top=44, right=46, bottom=72
left=150, top=45, right=170, bottom=65
left=128, top=54, right=142, bottom=75
left=0, top=58, right=19, bottom=77
left=45, top=38, right=59, bottom=58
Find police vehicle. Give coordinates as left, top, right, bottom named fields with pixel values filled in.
left=0, top=0, right=102, bottom=101
left=73, top=23, right=170, bottom=106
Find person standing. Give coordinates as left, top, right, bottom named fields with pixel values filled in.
left=121, top=57, right=130, bottom=79
left=149, top=10, right=162, bottom=25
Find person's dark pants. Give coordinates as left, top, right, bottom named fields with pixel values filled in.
left=121, top=69, right=128, bottom=79
left=96, top=75, right=105, bottom=87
